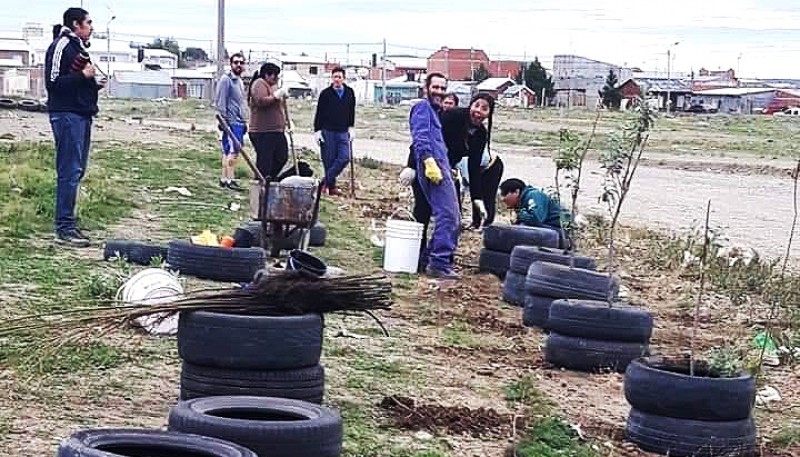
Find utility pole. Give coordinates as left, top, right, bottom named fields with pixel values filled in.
left=215, top=0, right=225, bottom=91
left=381, top=38, right=387, bottom=105
left=666, top=41, right=680, bottom=115
left=346, top=43, right=350, bottom=66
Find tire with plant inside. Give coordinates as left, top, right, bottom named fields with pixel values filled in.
left=178, top=311, right=323, bottom=370
left=180, top=362, right=325, bottom=404
left=56, top=428, right=258, bottom=457
left=509, top=245, right=596, bottom=274
left=478, top=248, right=509, bottom=278
left=626, top=409, right=757, bottom=457
left=547, top=299, right=653, bottom=343
left=526, top=261, right=619, bottom=301
left=168, top=396, right=343, bottom=457
left=624, top=356, right=756, bottom=421
left=522, top=294, right=554, bottom=329
left=103, top=239, right=169, bottom=266
left=502, top=271, right=527, bottom=306
left=483, top=224, right=560, bottom=252
left=167, top=240, right=265, bottom=283
left=544, top=333, right=648, bottom=373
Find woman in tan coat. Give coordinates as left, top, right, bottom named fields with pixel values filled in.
left=247, top=62, right=289, bottom=179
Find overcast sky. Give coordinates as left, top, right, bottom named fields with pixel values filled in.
left=2, top=0, right=800, bottom=79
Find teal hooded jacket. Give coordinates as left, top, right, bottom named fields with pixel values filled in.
left=517, top=186, right=564, bottom=228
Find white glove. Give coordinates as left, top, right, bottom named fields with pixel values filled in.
left=314, top=130, right=324, bottom=145
left=398, top=167, right=416, bottom=187
left=474, top=199, right=488, bottom=220
left=348, top=127, right=355, bottom=141
left=274, top=87, right=288, bottom=99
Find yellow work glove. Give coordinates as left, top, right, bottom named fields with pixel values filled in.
left=423, top=158, right=443, bottom=184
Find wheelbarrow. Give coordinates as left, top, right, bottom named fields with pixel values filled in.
left=216, top=114, right=322, bottom=258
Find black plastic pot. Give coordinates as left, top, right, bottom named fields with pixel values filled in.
left=286, top=249, right=327, bottom=277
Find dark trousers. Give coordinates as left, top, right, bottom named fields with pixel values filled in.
left=249, top=132, right=288, bottom=180
left=470, top=158, right=504, bottom=228
left=50, top=112, right=92, bottom=233
left=320, top=130, right=351, bottom=188
left=412, top=170, right=462, bottom=269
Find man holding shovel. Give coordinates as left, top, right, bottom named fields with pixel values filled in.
left=214, top=53, right=247, bottom=191
left=313, top=66, right=356, bottom=196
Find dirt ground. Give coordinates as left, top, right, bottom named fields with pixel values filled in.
left=1, top=103, right=799, bottom=456
left=3, top=105, right=796, bottom=264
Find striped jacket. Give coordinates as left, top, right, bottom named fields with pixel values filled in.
left=44, top=28, right=100, bottom=116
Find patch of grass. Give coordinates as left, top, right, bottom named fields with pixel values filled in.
left=773, top=424, right=800, bottom=448
left=441, top=323, right=483, bottom=348
left=343, top=353, right=410, bottom=391
left=2, top=341, right=127, bottom=376
left=315, top=200, right=378, bottom=273
left=0, top=142, right=130, bottom=237
left=504, top=377, right=553, bottom=415
left=510, top=417, right=599, bottom=457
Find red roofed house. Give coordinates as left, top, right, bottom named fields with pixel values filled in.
left=427, top=47, right=490, bottom=81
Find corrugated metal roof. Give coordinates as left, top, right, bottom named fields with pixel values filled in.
left=0, top=38, right=31, bottom=52
left=623, top=78, right=691, bottom=93
left=476, top=77, right=515, bottom=90
left=170, top=69, right=213, bottom=79
left=114, top=70, right=172, bottom=85
left=694, top=87, right=776, bottom=96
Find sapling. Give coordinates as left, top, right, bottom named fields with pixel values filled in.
left=598, top=98, right=655, bottom=305
left=553, top=112, right=601, bottom=267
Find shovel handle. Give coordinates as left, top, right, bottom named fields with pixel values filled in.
left=216, top=113, right=265, bottom=184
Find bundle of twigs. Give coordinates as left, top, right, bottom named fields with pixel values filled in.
left=0, top=271, right=394, bottom=346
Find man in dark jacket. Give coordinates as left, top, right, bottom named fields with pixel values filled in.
left=313, top=66, right=355, bottom=196
left=45, top=7, right=104, bottom=247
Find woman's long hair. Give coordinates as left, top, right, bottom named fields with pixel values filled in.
left=469, top=93, right=495, bottom=153
left=248, top=62, right=281, bottom=102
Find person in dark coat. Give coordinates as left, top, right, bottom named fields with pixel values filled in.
left=313, top=66, right=356, bottom=196
left=45, top=7, right=105, bottom=247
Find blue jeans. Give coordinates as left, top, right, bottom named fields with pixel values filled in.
left=320, top=130, right=351, bottom=188
left=50, top=112, right=92, bottom=233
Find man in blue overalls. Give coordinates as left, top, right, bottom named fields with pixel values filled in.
left=409, top=73, right=461, bottom=279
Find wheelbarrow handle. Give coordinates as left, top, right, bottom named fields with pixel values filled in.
left=216, top=113, right=265, bottom=184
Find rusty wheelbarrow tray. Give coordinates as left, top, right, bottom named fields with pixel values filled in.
left=216, top=114, right=322, bottom=257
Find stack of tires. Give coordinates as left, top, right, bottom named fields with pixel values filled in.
left=235, top=221, right=327, bottom=252
left=177, top=311, right=326, bottom=404
left=103, top=239, right=169, bottom=266
left=623, top=356, right=757, bottom=457
left=544, top=299, right=654, bottom=373
left=501, top=246, right=596, bottom=316
left=479, top=224, right=560, bottom=280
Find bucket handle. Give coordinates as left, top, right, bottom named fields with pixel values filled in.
left=388, top=207, right=417, bottom=222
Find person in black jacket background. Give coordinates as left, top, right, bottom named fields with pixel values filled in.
left=313, top=66, right=356, bottom=196
left=45, top=7, right=104, bottom=247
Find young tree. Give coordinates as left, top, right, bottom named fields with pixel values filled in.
left=520, top=57, right=555, bottom=103
left=599, top=69, right=622, bottom=110
left=472, top=63, right=491, bottom=82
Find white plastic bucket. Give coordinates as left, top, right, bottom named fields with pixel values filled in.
left=382, top=208, right=424, bottom=274
left=118, top=268, right=184, bottom=336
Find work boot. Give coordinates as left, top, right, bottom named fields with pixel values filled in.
left=328, top=186, right=342, bottom=196
left=425, top=265, right=460, bottom=280
left=55, top=229, right=90, bottom=248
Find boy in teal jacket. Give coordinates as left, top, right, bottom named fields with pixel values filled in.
left=500, top=178, right=571, bottom=248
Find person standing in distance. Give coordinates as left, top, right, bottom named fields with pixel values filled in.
left=248, top=62, right=290, bottom=180
left=214, top=53, right=247, bottom=191
left=313, top=66, right=356, bottom=196
left=46, top=7, right=105, bottom=247
left=409, top=72, right=461, bottom=279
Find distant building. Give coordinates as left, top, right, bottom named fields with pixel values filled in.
left=109, top=70, right=172, bottom=99
left=552, top=54, right=632, bottom=109
left=371, top=55, right=427, bottom=81
left=691, top=87, right=776, bottom=114
left=427, top=47, right=491, bottom=81
left=171, top=69, right=213, bottom=99
left=619, top=77, right=692, bottom=111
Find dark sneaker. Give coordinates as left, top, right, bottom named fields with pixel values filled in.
left=328, top=186, right=342, bottom=196
left=425, top=265, right=460, bottom=280
left=226, top=180, right=245, bottom=192
left=219, top=178, right=228, bottom=188
left=55, top=229, right=90, bottom=247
